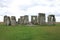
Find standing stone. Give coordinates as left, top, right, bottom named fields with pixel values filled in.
left=38, top=13, right=46, bottom=25
left=48, top=15, right=56, bottom=25
left=4, top=15, right=11, bottom=26
left=24, top=15, right=29, bottom=24
left=31, top=16, right=37, bottom=24
left=4, top=15, right=7, bottom=24
left=20, top=16, right=24, bottom=24
left=11, top=16, right=16, bottom=26
left=18, top=18, right=21, bottom=24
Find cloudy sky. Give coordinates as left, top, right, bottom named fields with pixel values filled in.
left=0, top=0, right=60, bottom=22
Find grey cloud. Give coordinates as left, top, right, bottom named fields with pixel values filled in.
left=0, top=0, right=12, bottom=7
left=53, top=11, right=60, bottom=16
left=0, top=3, right=7, bottom=7
left=19, top=2, right=47, bottom=11
left=0, top=11, right=13, bottom=16
left=55, top=13, right=60, bottom=17
left=19, top=0, right=57, bottom=11
left=49, top=4, right=55, bottom=7
left=56, top=14, right=60, bottom=16
left=0, top=0, right=13, bottom=16
left=47, top=0, right=56, bottom=2
left=19, top=2, right=39, bottom=11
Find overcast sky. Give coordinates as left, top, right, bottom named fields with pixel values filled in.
left=0, top=0, right=60, bottom=22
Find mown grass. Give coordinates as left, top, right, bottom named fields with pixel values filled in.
left=0, top=24, right=60, bottom=40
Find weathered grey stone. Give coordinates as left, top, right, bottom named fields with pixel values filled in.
left=38, top=13, right=46, bottom=25
left=4, top=15, right=11, bottom=26
left=18, top=18, right=21, bottom=24
left=48, top=15, right=56, bottom=25
left=11, top=16, right=16, bottom=26
left=20, top=16, right=24, bottom=24
left=24, top=15, right=29, bottom=24
left=4, top=15, right=7, bottom=23
left=31, top=16, right=37, bottom=24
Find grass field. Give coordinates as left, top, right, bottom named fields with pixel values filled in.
left=0, top=24, right=60, bottom=40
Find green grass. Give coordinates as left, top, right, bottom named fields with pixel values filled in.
left=0, top=24, right=60, bottom=40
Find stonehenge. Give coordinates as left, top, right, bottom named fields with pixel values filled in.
left=18, top=15, right=29, bottom=25
left=38, top=13, right=46, bottom=25
left=18, top=18, right=20, bottom=24
left=10, top=16, right=16, bottom=26
left=24, top=15, right=29, bottom=24
left=48, top=15, right=56, bottom=25
left=4, top=15, right=11, bottom=26
left=31, top=16, right=37, bottom=24
left=3, top=13, right=56, bottom=26
left=4, top=16, right=16, bottom=26
left=20, top=16, right=24, bottom=24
